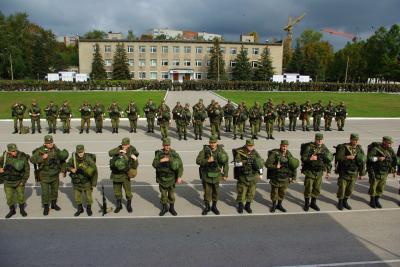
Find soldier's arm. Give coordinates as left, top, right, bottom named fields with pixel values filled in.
left=265, top=153, right=278, bottom=169
left=222, top=150, right=229, bottom=177
left=23, top=157, right=30, bottom=182
left=336, top=145, right=347, bottom=162
left=301, top=146, right=312, bottom=163
left=130, top=146, right=139, bottom=157
left=108, top=147, right=120, bottom=157
left=30, top=150, right=44, bottom=164
left=152, top=152, right=161, bottom=169
left=176, top=153, right=183, bottom=178
left=196, top=150, right=208, bottom=166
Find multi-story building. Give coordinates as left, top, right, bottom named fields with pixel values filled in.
left=79, top=39, right=283, bottom=81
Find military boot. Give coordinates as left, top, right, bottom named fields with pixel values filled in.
left=51, top=200, right=61, bottom=211
left=337, top=199, right=344, bottom=210
left=32, top=129, right=35, bottom=134
left=237, top=202, right=244, bottom=214
left=13, top=128, right=18, bottom=134
left=178, top=135, right=182, bottom=140
left=116, top=128, right=119, bottom=133
left=310, top=197, right=320, bottom=211
left=169, top=203, right=177, bottom=216
left=114, top=199, right=122, bottom=213
left=369, top=196, right=376, bottom=208
left=38, top=128, right=41, bottom=133
left=184, top=134, right=187, bottom=140
left=276, top=200, right=286, bottom=212
left=233, top=134, right=237, bottom=140
left=126, top=199, right=133, bottom=213
left=19, top=203, right=27, bottom=217
left=43, top=204, right=50, bottom=216
left=270, top=201, right=277, bottom=213
left=202, top=202, right=210, bottom=215
left=266, top=135, right=269, bottom=140
left=270, top=136, right=275, bottom=140
left=112, top=128, right=116, bottom=133
left=86, top=129, right=89, bottom=134
left=240, top=134, right=243, bottom=140
left=130, top=129, right=133, bottom=133
left=217, top=134, right=221, bottom=140
left=303, top=198, right=310, bottom=211
left=244, top=202, right=252, bottom=214
left=5, top=205, right=16, bottom=218
left=375, top=196, right=382, bottom=209
left=195, top=134, right=198, bottom=140
left=159, top=204, right=168, bottom=216
left=74, top=204, right=84, bottom=217
left=79, top=129, right=83, bottom=134
left=86, top=205, right=93, bottom=216
left=199, top=135, right=202, bottom=140
left=343, top=198, right=352, bottom=210
left=211, top=201, right=220, bottom=215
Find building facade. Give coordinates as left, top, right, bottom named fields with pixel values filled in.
left=79, top=39, right=283, bottom=81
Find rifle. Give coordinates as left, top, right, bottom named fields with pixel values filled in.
left=102, top=185, right=107, bottom=216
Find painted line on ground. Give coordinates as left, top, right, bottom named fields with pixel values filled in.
left=275, top=259, right=400, bottom=267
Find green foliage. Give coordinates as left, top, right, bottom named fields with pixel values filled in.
left=127, top=30, right=135, bottom=40
left=232, top=45, right=252, bottom=81
left=207, top=38, right=226, bottom=80
left=112, top=43, right=130, bottom=80
left=90, top=43, right=107, bottom=80
left=83, top=30, right=107, bottom=40
left=253, top=46, right=274, bottom=81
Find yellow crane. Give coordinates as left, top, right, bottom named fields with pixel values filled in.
left=283, top=13, right=305, bottom=69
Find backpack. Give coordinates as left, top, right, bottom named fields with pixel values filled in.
left=333, top=143, right=347, bottom=174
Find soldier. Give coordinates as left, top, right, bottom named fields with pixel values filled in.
left=30, top=135, right=69, bottom=215
left=192, top=99, right=208, bottom=140
left=248, top=102, right=262, bottom=139
left=276, top=100, right=288, bottom=131
left=196, top=136, right=229, bottom=215
left=177, top=103, right=191, bottom=140
left=324, top=101, right=336, bottom=131
left=232, top=139, right=264, bottom=214
left=335, top=133, right=366, bottom=210
left=367, top=136, right=397, bottom=208
left=222, top=100, right=235, bottom=132
left=152, top=138, right=183, bottom=216
left=301, top=133, right=333, bottom=211
left=143, top=99, right=157, bottom=133
left=125, top=100, right=139, bottom=133
left=233, top=103, right=247, bottom=140
left=300, top=100, right=312, bottom=131
left=288, top=101, right=300, bottom=131
left=93, top=102, right=105, bottom=133
left=108, top=137, right=139, bottom=213
left=312, top=100, right=324, bottom=131
left=241, top=101, right=249, bottom=133
left=11, top=101, right=27, bottom=134
left=157, top=100, right=171, bottom=139
left=59, top=100, right=72, bottom=134
left=172, top=102, right=184, bottom=137
left=108, top=101, right=123, bottom=133
left=66, top=145, right=98, bottom=216
left=0, top=144, right=30, bottom=218
left=79, top=100, right=92, bottom=134
left=29, top=100, right=41, bottom=134
left=208, top=101, right=223, bottom=140
left=265, top=140, right=299, bottom=213
left=44, top=101, right=59, bottom=134
left=263, top=100, right=276, bottom=140
left=335, top=101, right=347, bottom=131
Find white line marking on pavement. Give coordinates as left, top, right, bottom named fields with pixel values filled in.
left=275, top=258, right=400, bottom=267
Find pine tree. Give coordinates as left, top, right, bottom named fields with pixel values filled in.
left=32, top=38, right=49, bottom=79
left=90, top=43, right=107, bottom=80
left=112, top=43, right=130, bottom=80
left=253, top=46, right=274, bottom=81
left=232, top=45, right=252, bottom=81
left=286, top=40, right=303, bottom=74
left=207, top=38, right=226, bottom=80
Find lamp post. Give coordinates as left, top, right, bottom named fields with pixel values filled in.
left=3, top=48, right=14, bottom=80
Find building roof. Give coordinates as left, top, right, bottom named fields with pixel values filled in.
left=80, top=39, right=283, bottom=46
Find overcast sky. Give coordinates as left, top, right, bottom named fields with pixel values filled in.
left=1, top=0, right=399, bottom=49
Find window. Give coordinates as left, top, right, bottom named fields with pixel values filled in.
left=161, top=72, right=169, bottom=79
left=92, top=45, right=98, bottom=52
left=184, top=46, right=191, bottom=53
left=195, top=60, right=202, bottom=67
left=173, top=46, right=180, bottom=53
left=184, top=60, right=191, bottom=67
left=230, top=48, right=237, bottom=55
left=127, top=45, right=134, bottom=53
left=104, top=45, right=111, bottom=53
left=130, top=72, right=134, bottom=78
left=150, top=59, right=157, bottom=67
left=105, top=59, right=112, bottom=66
left=139, top=72, right=146, bottom=79
left=252, top=61, right=259, bottom=67
left=128, top=59, right=134, bottom=66
left=207, top=60, right=211, bottom=66
left=220, top=47, right=225, bottom=53
left=230, top=60, right=236, bottom=67
left=139, top=59, right=145, bottom=67
left=172, top=60, right=180, bottom=66
left=252, top=48, right=259, bottom=55
left=150, top=46, right=157, bottom=53
left=207, top=47, right=213, bottom=53
left=195, top=73, right=202, bottom=80
left=162, top=46, right=168, bottom=53
left=150, top=72, right=157, bottom=80
left=195, top=47, right=203, bottom=54
left=139, top=46, right=146, bottom=53
left=161, top=59, right=169, bottom=66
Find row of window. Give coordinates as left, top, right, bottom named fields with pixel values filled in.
left=106, top=72, right=204, bottom=80
left=98, top=45, right=261, bottom=55
left=103, top=59, right=261, bottom=68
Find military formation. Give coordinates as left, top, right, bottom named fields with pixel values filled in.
left=0, top=133, right=398, bottom=218
left=10, top=99, right=348, bottom=138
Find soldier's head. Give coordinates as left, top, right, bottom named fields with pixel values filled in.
left=130, top=100, right=135, bottom=104
left=162, top=138, right=171, bottom=152
left=49, top=101, right=54, bottom=106
left=282, top=100, right=285, bottom=104
left=350, top=133, right=359, bottom=146
left=228, top=100, right=231, bottom=104
left=199, top=98, right=203, bottom=104
left=176, top=101, right=180, bottom=105
left=245, top=139, right=255, bottom=152
left=268, top=98, right=272, bottom=103
left=44, top=135, right=54, bottom=149
left=84, top=100, right=88, bottom=105
left=76, top=144, right=85, bottom=158
left=306, top=100, right=310, bottom=104
left=121, top=137, right=131, bottom=150
left=211, top=99, right=215, bottom=104
left=185, top=103, right=190, bottom=108
left=209, top=136, right=218, bottom=150
left=280, top=140, right=289, bottom=153
left=293, top=101, right=297, bottom=105
left=32, top=100, right=37, bottom=106
left=318, top=100, right=322, bottom=104
left=340, top=101, right=345, bottom=106
left=96, top=101, right=100, bottom=106
left=255, top=101, right=260, bottom=107
left=382, top=136, right=393, bottom=148
left=315, top=133, right=324, bottom=146
left=328, top=101, right=332, bottom=105
left=7, top=143, right=18, bottom=157
left=148, top=99, right=153, bottom=104
left=112, top=101, right=117, bottom=106
left=63, top=100, right=68, bottom=106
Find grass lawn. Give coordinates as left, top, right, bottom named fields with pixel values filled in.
left=0, top=91, right=165, bottom=119
left=216, top=91, right=400, bottom=117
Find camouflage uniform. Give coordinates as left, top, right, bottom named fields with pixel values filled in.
left=93, top=102, right=105, bottom=133
left=29, top=100, right=41, bottom=134
left=312, top=100, right=324, bottom=131
left=59, top=101, right=72, bottom=134
left=192, top=99, right=207, bottom=140
left=44, top=102, right=59, bottom=134
left=263, top=100, right=276, bottom=139
left=143, top=99, right=157, bottom=133
left=79, top=101, right=92, bottom=134
left=222, top=100, right=235, bottom=132
left=335, top=102, right=347, bottom=131
left=11, top=102, right=27, bottom=134
left=125, top=101, right=139, bottom=133
left=157, top=101, right=171, bottom=139
left=300, top=100, right=312, bottom=131
left=233, top=104, right=247, bottom=140
left=248, top=102, right=263, bottom=139
left=276, top=101, right=288, bottom=131
left=288, top=101, right=300, bottom=131
left=108, top=102, right=122, bottom=133
left=323, top=101, right=335, bottom=131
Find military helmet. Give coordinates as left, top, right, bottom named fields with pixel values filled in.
left=58, top=149, right=69, bottom=161
left=288, top=157, right=300, bottom=170
left=170, top=159, right=180, bottom=171
left=12, top=158, right=26, bottom=172
left=83, top=165, right=96, bottom=178
left=114, top=157, right=129, bottom=172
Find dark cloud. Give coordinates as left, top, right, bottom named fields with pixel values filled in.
left=1, top=0, right=399, bottom=49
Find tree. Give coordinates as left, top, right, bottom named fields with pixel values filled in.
left=127, top=30, right=135, bottom=40
left=253, top=46, right=274, bottom=81
left=232, top=45, right=252, bottom=81
left=83, top=30, right=107, bottom=39
left=248, top=31, right=260, bottom=42
left=90, top=43, right=107, bottom=80
left=112, top=43, right=130, bottom=80
left=32, top=38, right=49, bottom=79
left=207, top=38, right=226, bottom=80
left=286, top=40, right=303, bottom=73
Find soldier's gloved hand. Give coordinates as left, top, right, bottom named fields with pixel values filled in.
left=119, top=150, right=126, bottom=154
left=310, top=155, right=318, bottom=161
left=0, top=168, right=4, bottom=174
left=70, top=168, right=77, bottom=173
left=131, top=154, right=137, bottom=161
left=176, top=177, right=183, bottom=184
left=222, top=176, right=228, bottom=181
left=42, top=153, right=48, bottom=160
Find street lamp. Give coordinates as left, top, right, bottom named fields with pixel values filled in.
left=3, top=48, right=14, bottom=80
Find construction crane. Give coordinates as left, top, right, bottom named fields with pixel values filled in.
left=283, top=13, right=306, bottom=69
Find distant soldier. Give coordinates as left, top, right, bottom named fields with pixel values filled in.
left=66, top=145, right=98, bottom=216
left=208, top=101, right=223, bottom=140
left=312, top=100, right=324, bottom=131
left=266, top=140, right=299, bottom=213
left=192, top=99, right=208, bottom=140
left=288, top=101, right=300, bottom=131
left=335, top=133, right=366, bottom=210
left=93, top=102, right=105, bottom=133
left=59, top=100, right=72, bottom=134
left=248, top=102, right=262, bottom=139
left=276, top=100, right=288, bottom=131
left=79, top=100, right=92, bottom=134
left=335, top=101, right=347, bottom=131
left=108, top=138, right=139, bottom=213
left=172, top=102, right=184, bottom=137
left=11, top=101, right=27, bottom=134
left=177, top=103, right=191, bottom=140
left=0, top=144, right=30, bottom=218
left=30, top=135, right=69, bottom=215
left=108, top=101, right=123, bottom=133
left=152, top=138, right=183, bottom=216
left=233, top=103, right=247, bottom=140
left=157, top=100, right=171, bottom=139
left=196, top=135, right=229, bottom=215
left=263, top=100, right=276, bottom=140
left=125, top=100, right=139, bottom=133
left=29, top=100, right=42, bottom=134
left=300, top=100, right=312, bottom=131
left=324, top=101, right=335, bottom=131
left=367, top=136, right=397, bottom=209
left=232, top=139, right=264, bottom=214
left=44, top=101, right=59, bottom=134
left=222, top=100, right=235, bottom=132
left=143, top=99, right=157, bottom=133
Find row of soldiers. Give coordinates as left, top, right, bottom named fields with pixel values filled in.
left=1, top=134, right=398, bottom=218
left=10, top=98, right=347, bottom=139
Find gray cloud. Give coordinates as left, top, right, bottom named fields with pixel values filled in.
left=1, top=0, right=399, bottom=49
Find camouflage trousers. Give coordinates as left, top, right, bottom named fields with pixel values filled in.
left=73, top=182, right=93, bottom=205
left=224, top=117, right=232, bottom=131
left=234, top=122, right=244, bottom=136
left=160, top=124, right=169, bottom=138
left=47, top=117, right=57, bottom=132
left=111, top=117, right=120, bottom=129
left=250, top=120, right=260, bottom=136
left=313, top=115, right=322, bottom=130
left=81, top=117, right=91, bottom=131
left=302, top=117, right=310, bottom=130
left=289, top=117, right=297, bottom=131
left=336, top=117, right=346, bottom=130
left=336, top=177, right=356, bottom=199
left=61, top=118, right=71, bottom=132
left=324, top=116, right=333, bottom=130
left=40, top=178, right=59, bottom=205
left=368, top=175, right=387, bottom=197
left=146, top=117, right=155, bottom=131
left=265, top=120, right=274, bottom=137
left=236, top=180, right=256, bottom=203
left=270, top=179, right=288, bottom=201
left=94, top=117, right=103, bottom=131
left=277, top=116, right=286, bottom=129
left=113, top=179, right=133, bottom=200
left=31, top=118, right=41, bottom=131
left=304, top=173, right=323, bottom=198
left=13, top=117, right=24, bottom=132
left=193, top=121, right=203, bottom=137
left=129, top=118, right=137, bottom=131
left=4, top=183, right=25, bottom=206
left=211, top=122, right=220, bottom=136
left=203, top=181, right=219, bottom=203
left=159, top=184, right=175, bottom=204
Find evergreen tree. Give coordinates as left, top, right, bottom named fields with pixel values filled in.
left=32, top=38, right=49, bottom=79
left=207, top=38, right=226, bottom=80
left=112, top=43, right=130, bottom=80
left=90, top=43, right=107, bottom=80
left=286, top=40, right=303, bottom=74
left=232, top=45, right=252, bottom=81
left=253, top=46, right=274, bottom=81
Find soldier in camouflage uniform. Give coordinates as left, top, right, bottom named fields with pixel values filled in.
left=177, top=103, right=191, bottom=140
left=312, top=100, right=324, bottom=131
left=172, top=102, right=184, bottom=137
left=300, top=100, right=312, bottom=131
left=109, top=138, right=139, bottom=213
left=263, top=100, right=276, bottom=140
left=29, top=100, right=41, bottom=134
left=125, top=100, right=139, bottom=133
left=196, top=136, right=229, bottom=215
left=335, top=101, right=347, bottom=131
left=192, top=99, right=207, bottom=140
left=44, top=101, right=59, bottom=134
left=323, top=101, right=335, bottom=131
left=157, top=100, right=171, bottom=139
left=208, top=101, right=223, bottom=140
left=79, top=100, right=92, bottom=134
left=11, top=101, right=27, bottom=134
left=93, top=102, right=105, bottom=133
left=222, top=100, right=235, bottom=132
left=248, top=102, right=262, bottom=139
left=233, top=103, right=247, bottom=140
left=144, top=99, right=157, bottom=133
left=0, top=144, right=30, bottom=218
left=66, top=145, right=98, bottom=216
left=58, top=101, right=71, bottom=134
left=276, top=100, right=288, bottom=132
left=288, top=101, right=300, bottom=131
left=152, top=138, right=183, bottom=216
left=108, top=101, right=122, bottom=134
